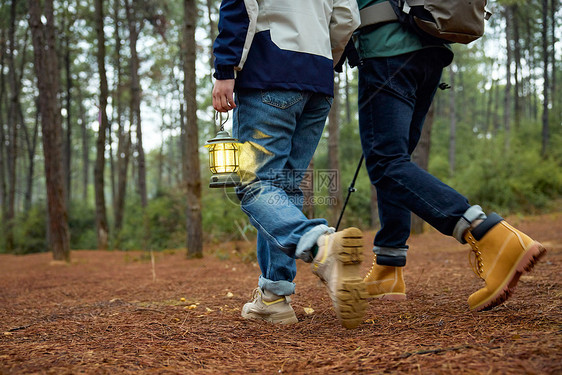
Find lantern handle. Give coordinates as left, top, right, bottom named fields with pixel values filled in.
left=215, top=111, right=229, bottom=132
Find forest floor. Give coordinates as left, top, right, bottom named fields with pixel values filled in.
left=0, top=212, right=561, bottom=374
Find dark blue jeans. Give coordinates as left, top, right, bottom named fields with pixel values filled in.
left=358, top=49, right=483, bottom=264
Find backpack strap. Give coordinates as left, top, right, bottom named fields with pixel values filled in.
left=359, top=0, right=426, bottom=28
left=405, top=0, right=425, bottom=6
left=359, top=1, right=397, bottom=28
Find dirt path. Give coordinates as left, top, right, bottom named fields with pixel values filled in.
left=1, top=213, right=561, bottom=374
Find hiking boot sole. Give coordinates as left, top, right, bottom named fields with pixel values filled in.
left=241, top=310, right=299, bottom=325
left=471, top=241, right=547, bottom=312
left=334, top=227, right=368, bottom=329
left=368, top=292, right=407, bottom=301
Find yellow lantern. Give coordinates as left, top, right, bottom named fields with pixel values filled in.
left=205, top=114, right=241, bottom=188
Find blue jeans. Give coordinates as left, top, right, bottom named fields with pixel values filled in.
left=358, top=49, right=485, bottom=265
left=233, top=88, right=333, bottom=296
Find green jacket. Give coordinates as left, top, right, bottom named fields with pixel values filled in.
left=355, top=0, right=453, bottom=64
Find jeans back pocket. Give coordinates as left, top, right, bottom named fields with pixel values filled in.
left=261, top=90, right=303, bottom=110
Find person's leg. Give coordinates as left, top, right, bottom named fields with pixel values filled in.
left=234, top=89, right=330, bottom=298
left=289, top=93, right=368, bottom=329
left=358, top=50, right=473, bottom=247
left=372, top=47, right=444, bottom=266
left=256, top=234, right=297, bottom=296
left=364, top=193, right=408, bottom=300
left=236, top=89, right=368, bottom=327
left=283, top=93, right=335, bottom=262
left=373, top=190, right=410, bottom=265
left=359, top=50, right=472, bottom=300
left=359, top=51, right=547, bottom=311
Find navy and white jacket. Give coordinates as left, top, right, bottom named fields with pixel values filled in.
left=213, top=0, right=360, bottom=97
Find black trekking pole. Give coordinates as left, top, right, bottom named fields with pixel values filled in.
left=335, top=154, right=364, bottom=231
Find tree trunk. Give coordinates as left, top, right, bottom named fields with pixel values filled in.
left=64, top=29, right=72, bottom=205
left=157, top=118, right=165, bottom=192
left=28, top=0, right=71, bottom=262
left=328, top=76, right=342, bottom=226
left=484, top=79, right=494, bottom=135
left=126, top=4, right=147, bottom=210
left=541, top=0, right=549, bottom=157
left=503, top=5, right=513, bottom=147
left=448, top=65, right=456, bottom=175
left=22, top=96, right=39, bottom=213
left=183, top=0, right=203, bottom=258
left=113, top=0, right=130, bottom=245
left=551, top=0, right=558, bottom=114
left=0, top=28, right=7, bottom=226
left=411, top=102, right=435, bottom=234
left=512, top=5, right=522, bottom=130
left=493, top=75, right=500, bottom=135
left=523, top=16, right=537, bottom=121
left=6, top=0, right=25, bottom=251
left=126, top=0, right=149, bottom=249
left=108, top=112, right=115, bottom=205
left=156, top=134, right=166, bottom=193
left=16, top=26, right=30, bottom=216
left=77, top=84, right=89, bottom=202
left=93, top=0, right=109, bottom=250
left=206, top=0, right=216, bottom=82
left=114, top=128, right=131, bottom=245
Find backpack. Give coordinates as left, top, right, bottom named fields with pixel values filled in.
left=359, top=0, right=492, bottom=44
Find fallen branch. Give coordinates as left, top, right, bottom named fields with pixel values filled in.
left=8, top=324, right=34, bottom=332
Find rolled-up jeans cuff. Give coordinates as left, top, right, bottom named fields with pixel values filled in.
left=374, top=246, right=408, bottom=257
left=295, top=224, right=334, bottom=263
left=453, top=205, right=487, bottom=244
left=374, top=246, right=408, bottom=266
left=258, top=276, right=295, bottom=296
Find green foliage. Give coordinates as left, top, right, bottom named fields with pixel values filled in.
left=12, top=203, right=48, bottom=255
left=467, top=146, right=559, bottom=212
left=428, top=153, right=451, bottom=181
left=432, top=121, right=562, bottom=214
left=201, top=182, right=256, bottom=243
left=115, top=190, right=186, bottom=251
left=111, top=185, right=255, bottom=251
left=115, top=196, right=145, bottom=250
left=146, top=188, right=187, bottom=250
left=68, top=200, right=97, bottom=250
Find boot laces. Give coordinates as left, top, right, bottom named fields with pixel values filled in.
left=467, top=237, right=484, bottom=279
left=248, top=287, right=261, bottom=302
left=365, top=256, right=377, bottom=278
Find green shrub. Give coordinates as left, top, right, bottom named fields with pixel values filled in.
left=13, top=203, right=47, bottom=254
left=69, top=200, right=97, bottom=249
left=116, top=191, right=187, bottom=251
left=201, top=186, right=255, bottom=243
left=146, top=188, right=187, bottom=250
left=115, top=196, right=144, bottom=250
left=450, top=135, right=562, bottom=213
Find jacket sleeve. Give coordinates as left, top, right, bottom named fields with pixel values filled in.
left=329, top=0, right=361, bottom=66
left=213, top=0, right=258, bottom=80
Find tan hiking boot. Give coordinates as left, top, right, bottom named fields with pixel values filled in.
left=312, top=227, right=368, bottom=329
left=241, top=287, right=298, bottom=324
left=364, top=255, right=406, bottom=300
left=464, top=213, right=547, bottom=311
